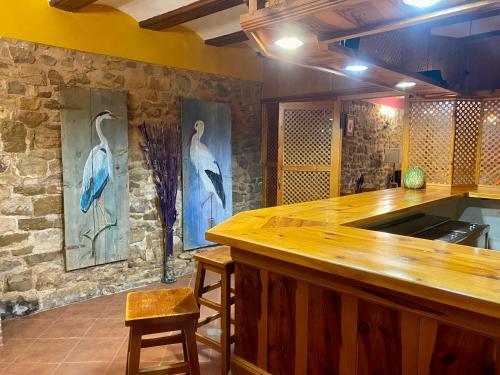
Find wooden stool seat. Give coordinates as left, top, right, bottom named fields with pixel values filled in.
left=125, top=288, right=200, bottom=375
left=193, top=246, right=235, bottom=375
left=193, top=246, right=233, bottom=268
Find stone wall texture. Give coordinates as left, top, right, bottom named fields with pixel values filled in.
left=0, top=37, right=262, bottom=318
left=341, top=101, right=403, bottom=193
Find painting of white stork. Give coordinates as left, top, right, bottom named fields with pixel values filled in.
left=182, top=99, right=232, bottom=250
left=189, top=120, right=226, bottom=210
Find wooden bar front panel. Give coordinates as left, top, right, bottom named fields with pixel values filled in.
left=232, top=261, right=500, bottom=375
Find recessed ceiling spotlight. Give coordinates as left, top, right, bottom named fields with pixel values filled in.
left=396, top=81, right=416, bottom=89
left=345, top=64, right=368, bottom=72
left=275, top=37, right=304, bottom=50
left=402, top=0, right=442, bottom=8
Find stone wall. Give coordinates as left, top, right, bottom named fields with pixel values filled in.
left=341, top=101, right=403, bottom=193
left=0, top=37, right=262, bottom=318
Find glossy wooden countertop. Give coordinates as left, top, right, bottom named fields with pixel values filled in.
left=206, top=185, right=500, bottom=319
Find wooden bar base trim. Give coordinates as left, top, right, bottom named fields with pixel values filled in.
left=232, top=252, right=500, bottom=375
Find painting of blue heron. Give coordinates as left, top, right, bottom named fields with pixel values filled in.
left=60, top=87, right=130, bottom=271
left=181, top=99, right=232, bottom=250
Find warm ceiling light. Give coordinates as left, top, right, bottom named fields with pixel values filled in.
left=402, top=0, right=442, bottom=8
left=345, top=64, right=368, bottom=72
left=380, top=105, right=396, bottom=118
left=396, top=81, right=416, bottom=89
left=274, top=37, right=304, bottom=50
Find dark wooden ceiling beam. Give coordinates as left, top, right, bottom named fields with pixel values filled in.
left=319, top=0, right=500, bottom=44
left=205, top=31, right=248, bottom=46
left=140, top=0, right=245, bottom=31
left=48, top=0, right=98, bottom=11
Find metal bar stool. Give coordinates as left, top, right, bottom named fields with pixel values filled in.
left=125, top=288, right=200, bottom=375
left=193, top=246, right=235, bottom=375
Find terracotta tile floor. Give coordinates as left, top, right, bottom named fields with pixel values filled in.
left=0, top=273, right=229, bottom=375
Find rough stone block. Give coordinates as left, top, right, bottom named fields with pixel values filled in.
left=1, top=120, right=26, bottom=152
left=0, top=259, right=22, bottom=273
left=18, top=217, right=54, bottom=231
left=13, top=185, right=45, bottom=195
left=33, top=196, right=62, bottom=216
left=15, top=157, right=48, bottom=178
left=17, top=110, right=48, bottom=128
left=0, top=197, right=33, bottom=216
left=0, top=233, right=28, bottom=248
left=24, top=251, right=60, bottom=266
left=6, top=270, right=33, bottom=292
left=11, top=246, right=34, bottom=256
left=7, top=81, right=26, bottom=95
left=8, top=46, right=35, bottom=64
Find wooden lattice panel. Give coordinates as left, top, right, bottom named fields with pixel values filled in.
left=283, top=109, right=333, bottom=166
left=283, top=170, right=330, bottom=205
left=452, top=100, right=482, bottom=185
left=480, top=100, right=500, bottom=185
left=409, top=101, right=454, bottom=184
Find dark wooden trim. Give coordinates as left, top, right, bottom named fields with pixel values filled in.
left=318, top=1, right=500, bottom=43
left=205, top=31, right=249, bottom=46
left=260, top=88, right=400, bottom=104
left=140, top=0, right=244, bottom=31
left=48, top=0, right=98, bottom=11
left=462, top=29, right=500, bottom=42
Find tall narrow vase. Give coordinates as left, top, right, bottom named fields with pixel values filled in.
left=162, top=228, right=176, bottom=283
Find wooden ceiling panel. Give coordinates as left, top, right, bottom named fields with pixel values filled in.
left=242, top=0, right=500, bottom=97
left=140, top=0, right=245, bottom=30
left=49, top=0, right=98, bottom=11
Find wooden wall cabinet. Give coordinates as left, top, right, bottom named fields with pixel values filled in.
left=231, top=249, right=500, bottom=375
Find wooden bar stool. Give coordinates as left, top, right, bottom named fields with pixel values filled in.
left=125, top=288, right=200, bottom=375
left=193, top=246, right=235, bottom=375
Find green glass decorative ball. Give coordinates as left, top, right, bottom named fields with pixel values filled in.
left=403, top=167, right=425, bottom=189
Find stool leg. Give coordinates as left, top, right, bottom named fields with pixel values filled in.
left=181, top=329, right=188, bottom=362
left=185, top=324, right=200, bottom=375
left=221, top=271, right=231, bottom=375
left=193, top=263, right=206, bottom=308
left=127, top=326, right=142, bottom=375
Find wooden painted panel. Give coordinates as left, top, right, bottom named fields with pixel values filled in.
left=429, top=324, right=498, bottom=374
left=234, top=263, right=262, bottom=364
left=357, top=300, right=403, bottom=375
left=267, top=272, right=296, bottom=375
left=60, top=87, right=129, bottom=271
left=307, top=285, right=341, bottom=375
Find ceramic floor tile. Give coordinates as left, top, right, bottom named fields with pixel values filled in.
left=52, top=361, right=112, bottom=375
left=16, top=338, right=80, bottom=363
left=0, top=362, right=58, bottom=375
left=0, top=339, right=36, bottom=363
left=0, top=271, right=223, bottom=374
left=23, top=306, right=68, bottom=321
left=64, top=338, right=123, bottom=362
left=3, top=319, right=55, bottom=339
left=40, top=318, right=96, bottom=338
left=84, top=318, right=129, bottom=338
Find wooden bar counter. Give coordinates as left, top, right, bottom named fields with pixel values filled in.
left=206, top=186, right=500, bottom=375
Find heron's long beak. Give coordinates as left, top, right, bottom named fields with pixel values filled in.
left=110, top=113, right=121, bottom=120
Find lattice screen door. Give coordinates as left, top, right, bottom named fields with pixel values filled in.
left=277, top=101, right=341, bottom=205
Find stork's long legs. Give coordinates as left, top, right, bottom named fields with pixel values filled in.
left=202, top=192, right=215, bottom=229
left=88, top=196, right=117, bottom=256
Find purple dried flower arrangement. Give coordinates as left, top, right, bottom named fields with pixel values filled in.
left=139, top=121, right=180, bottom=283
